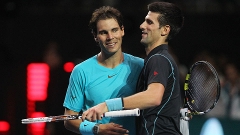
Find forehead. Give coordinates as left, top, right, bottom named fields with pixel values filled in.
left=96, top=18, right=119, bottom=31
left=145, top=11, right=160, bottom=23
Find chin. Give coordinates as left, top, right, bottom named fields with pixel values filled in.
left=140, top=40, right=147, bottom=47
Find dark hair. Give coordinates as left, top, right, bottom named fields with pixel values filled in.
left=148, top=2, right=184, bottom=41
left=89, top=6, right=124, bottom=34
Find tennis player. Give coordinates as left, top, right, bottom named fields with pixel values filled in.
left=82, top=2, right=185, bottom=135
left=63, top=6, right=143, bottom=135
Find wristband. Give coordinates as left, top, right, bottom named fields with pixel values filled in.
left=105, top=98, right=123, bottom=111
left=79, top=120, right=96, bottom=135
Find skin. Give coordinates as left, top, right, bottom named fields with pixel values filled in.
left=64, top=18, right=128, bottom=135
left=95, top=19, right=125, bottom=69
left=140, top=12, right=170, bottom=55
left=82, top=11, right=171, bottom=121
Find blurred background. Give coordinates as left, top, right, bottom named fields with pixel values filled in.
left=0, top=0, right=240, bottom=135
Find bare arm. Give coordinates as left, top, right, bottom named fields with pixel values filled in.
left=64, top=108, right=129, bottom=135
left=82, top=83, right=165, bottom=121
left=123, top=83, right=164, bottom=110
left=64, top=108, right=82, bottom=134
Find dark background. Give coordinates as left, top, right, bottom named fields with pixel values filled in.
left=0, top=0, right=240, bottom=135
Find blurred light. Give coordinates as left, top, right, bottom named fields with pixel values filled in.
left=30, top=112, right=46, bottom=135
left=200, top=118, right=224, bottom=135
left=26, top=63, right=49, bottom=135
left=27, top=63, right=49, bottom=101
left=63, top=62, right=75, bottom=72
left=27, top=100, right=35, bottom=118
left=0, top=121, right=10, bottom=132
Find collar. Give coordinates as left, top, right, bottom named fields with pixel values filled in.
left=146, top=44, right=168, bottom=59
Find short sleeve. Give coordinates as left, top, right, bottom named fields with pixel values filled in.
left=63, top=66, right=86, bottom=112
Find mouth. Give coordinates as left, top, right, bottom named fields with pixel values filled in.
left=141, top=31, right=147, bottom=37
left=106, top=42, right=117, bottom=47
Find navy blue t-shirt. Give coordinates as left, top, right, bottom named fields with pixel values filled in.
left=136, top=45, right=182, bottom=135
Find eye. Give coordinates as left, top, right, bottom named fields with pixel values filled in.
left=146, top=19, right=153, bottom=25
left=112, top=28, right=118, bottom=33
left=99, top=31, right=107, bottom=35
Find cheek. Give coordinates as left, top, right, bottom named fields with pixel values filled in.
left=152, top=30, right=161, bottom=38
left=116, top=33, right=124, bottom=40
left=97, top=36, right=106, bottom=42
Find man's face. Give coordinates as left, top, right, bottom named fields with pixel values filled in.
left=95, top=18, right=124, bottom=55
left=140, top=11, right=162, bottom=47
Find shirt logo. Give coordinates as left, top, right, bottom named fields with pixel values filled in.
left=108, top=74, right=116, bottom=78
left=71, top=96, right=77, bottom=99
left=154, top=71, right=158, bottom=76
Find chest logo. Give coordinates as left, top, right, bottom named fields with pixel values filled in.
left=108, top=74, right=116, bottom=78
left=154, top=71, right=158, bottom=76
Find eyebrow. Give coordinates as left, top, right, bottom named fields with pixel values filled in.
left=146, top=18, right=154, bottom=23
left=98, top=27, right=119, bottom=33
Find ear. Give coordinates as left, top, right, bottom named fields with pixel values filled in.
left=94, top=37, right=98, bottom=42
left=92, top=33, right=99, bottom=42
left=161, top=25, right=170, bottom=36
left=120, top=25, right=125, bottom=37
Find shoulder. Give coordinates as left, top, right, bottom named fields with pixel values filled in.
left=147, top=53, right=168, bottom=62
left=72, top=56, right=97, bottom=73
left=123, top=53, right=144, bottom=65
left=146, top=53, right=176, bottom=69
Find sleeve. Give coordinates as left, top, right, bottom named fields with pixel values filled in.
left=63, top=66, right=86, bottom=112
left=145, top=55, right=171, bottom=88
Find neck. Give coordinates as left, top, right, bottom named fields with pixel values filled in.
left=145, top=41, right=168, bottom=55
left=97, top=51, right=124, bottom=69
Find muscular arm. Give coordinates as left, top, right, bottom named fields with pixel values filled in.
left=64, top=108, right=82, bottom=134
left=123, top=83, right=164, bottom=110
left=82, top=83, right=165, bottom=121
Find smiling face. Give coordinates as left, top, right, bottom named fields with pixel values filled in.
left=140, top=11, right=169, bottom=49
left=95, top=18, right=124, bottom=55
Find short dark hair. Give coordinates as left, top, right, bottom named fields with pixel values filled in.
left=148, top=2, right=184, bottom=41
left=89, top=6, right=124, bottom=34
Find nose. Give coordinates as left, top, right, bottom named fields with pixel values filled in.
left=140, top=22, right=145, bottom=31
left=107, top=32, right=114, bottom=40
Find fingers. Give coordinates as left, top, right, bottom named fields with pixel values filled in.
left=187, top=110, right=193, bottom=120
left=82, top=103, right=110, bottom=122
left=92, top=111, right=97, bottom=121
left=82, top=108, right=103, bottom=121
left=82, top=110, right=94, bottom=121
left=98, top=123, right=129, bottom=135
left=110, top=123, right=129, bottom=134
left=110, top=123, right=123, bottom=128
left=97, top=113, right=102, bottom=120
left=81, top=110, right=88, bottom=121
